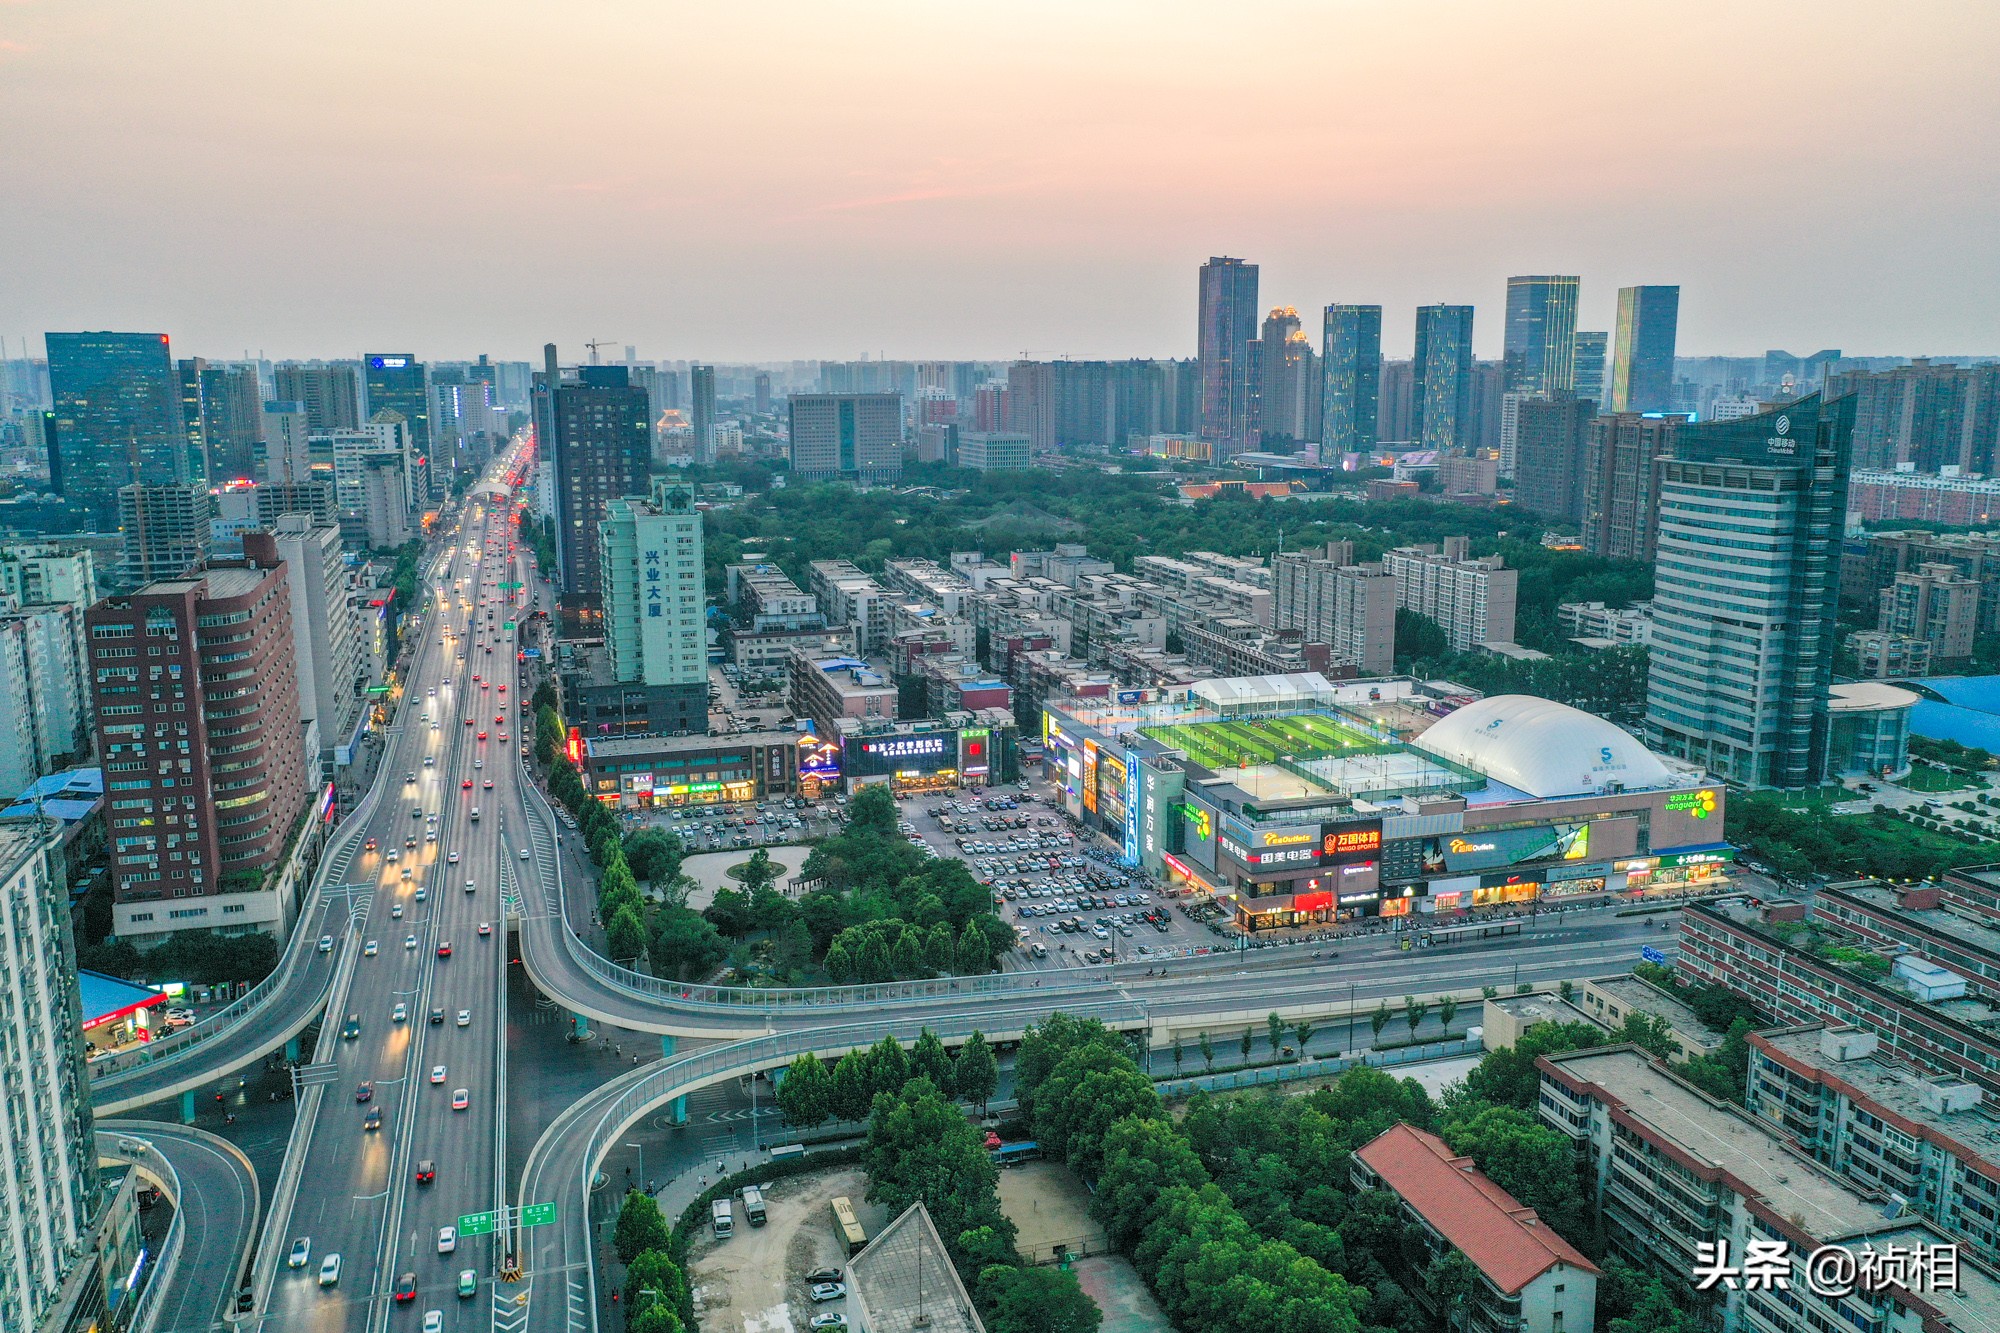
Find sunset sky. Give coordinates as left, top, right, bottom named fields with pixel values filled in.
left=2, top=1, right=1995, bottom=362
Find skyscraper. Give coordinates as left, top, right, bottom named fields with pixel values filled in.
left=1573, top=330, right=1608, bottom=408
left=45, top=331, right=189, bottom=524
left=0, top=820, right=99, bottom=1333
left=273, top=362, right=364, bottom=433
left=1582, top=413, right=1684, bottom=561
left=691, top=364, right=717, bottom=464
left=1609, top=285, right=1681, bottom=413
left=1319, top=305, right=1382, bottom=455
left=117, top=482, right=213, bottom=585
left=600, top=488, right=706, bottom=690
left=1412, top=305, right=1476, bottom=451
left=177, top=358, right=264, bottom=484
left=1501, top=275, right=1580, bottom=396
left=247, top=516, right=366, bottom=770
left=788, top=393, right=904, bottom=481
left=1257, top=308, right=1319, bottom=443
left=1197, top=256, right=1261, bottom=457
left=535, top=357, right=652, bottom=629
left=1644, top=394, right=1853, bottom=789
left=362, top=353, right=430, bottom=453
left=1512, top=395, right=1597, bottom=527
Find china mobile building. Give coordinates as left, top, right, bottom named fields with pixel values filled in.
left=1040, top=673, right=1729, bottom=929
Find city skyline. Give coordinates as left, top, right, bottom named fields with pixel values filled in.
left=2, top=3, right=1996, bottom=361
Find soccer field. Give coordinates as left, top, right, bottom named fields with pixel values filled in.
left=1141, top=713, right=1378, bottom=769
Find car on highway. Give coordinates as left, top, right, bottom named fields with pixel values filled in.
left=520, top=847, right=531, bottom=860
left=393, top=1273, right=417, bottom=1303
left=392, top=1003, right=408, bottom=1023
left=451, top=1087, right=469, bottom=1110
left=462, top=779, right=474, bottom=789
left=437, top=1227, right=456, bottom=1254
left=355, top=1082, right=374, bottom=1102
left=415, top=886, right=428, bottom=901
left=483, top=779, right=493, bottom=789
left=431, top=1065, right=447, bottom=1084
left=392, top=904, right=404, bottom=919
left=447, top=851, right=460, bottom=863
left=457, top=1270, right=477, bottom=1299
left=437, top=941, right=452, bottom=957
left=416, top=1160, right=435, bottom=1186
left=363, top=939, right=379, bottom=956
left=363, top=1107, right=383, bottom=1131
left=465, top=880, right=476, bottom=893
left=405, top=934, right=417, bottom=949
left=342, top=1014, right=361, bottom=1039
left=318, top=1254, right=341, bottom=1287
left=424, top=1311, right=443, bottom=1333
left=318, top=934, right=334, bottom=952
left=809, top=1283, right=847, bottom=1302
left=288, top=1238, right=312, bottom=1268
left=429, top=1007, right=445, bottom=1025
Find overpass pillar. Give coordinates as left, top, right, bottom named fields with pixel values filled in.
left=668, top=1095, right=689, bottom=1126
left=572, top=1011, right=591, bottom=1039
left=179, top=1090, right=197, bottom=1125
left=285, top=1036, right=302, bottom=1063
left=768, top=1065, right=786, bottom=1091
left=660, top=1034, right=677, bottom=1059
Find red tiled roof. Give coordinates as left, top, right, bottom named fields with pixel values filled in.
left=1355, top=1123, right=1600, bottom=1295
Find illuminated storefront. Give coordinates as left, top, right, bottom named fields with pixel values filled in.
left=797, top=733, right=842, bottom=798
left=844, top=729, right=961, bottom=793
left=583, top=730, right=799, bottom=807
left=1618, top=847, right=1734, bottom=892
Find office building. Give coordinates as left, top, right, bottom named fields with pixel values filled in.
left=86, top=555, right=312, bottom=942
left=788, top=651, right=900, bottom=738
left=1352, top=1124, right=1597, bottom=1333
left=598, top=487, right=707, bottom=699
left=1257, top=307, right=1319, bottom=443
left=1381, top=537, right=1518, bottom=651
left=787, top=393, right=903, bottom=482
left=259, top=399, right=315, bottom=484
left=1512, top=394, right=1596, bottom=526
left=45, top=331, right=190, bottom=523
left=273, top=362, right=365, bottom=433
left=809, top=560, right=891, bottom=653
left=117, top=482, right=213, bottom=585
left=0, top=821, right=101, bottom=1333
left=1881, top=562, right=1980, bottom=664
left=1197, top=257, right=1260, bottom=457
left=358, top=454, right=413, bottom=548
left=1271, top=542, right=1396, bottom=674
left=361, top=353, right=429, bottom=454
left=956, top=431, right=1032, bottom=471
left=178, top=358, right=264, bottom=483
left=1644, top=395, right=1853, bottom=789
left=1572, top=329, right=1607, bottom=408
left=1849, top=470, right=2000, bottom=527
left=1319, top=304, right=1381, bottom=454
left=246, top=516, right=366, bottom=769
left=0, top=604, right=92, bottom=796
left=535, top=354, right=652, bottom=628
left=1581, top=412, right=1682, bottom=561
left=1501, top=275, right=1579, bottom=397
left=691, top=364, right=716, bottom=464
left=1539, top=1045, right=2000, bottom=1333
left=753, top=371, right=771, bottom=417
left=1412, top=305, right=1476, bottom=450
left=1376, top=358, right=1415, bottom=443
left=1608, top=285, right=1680, bottom=414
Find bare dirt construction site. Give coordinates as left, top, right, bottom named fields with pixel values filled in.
left=683, top=1166, right=885, bottom=1333
left=995, top=1161, right=1167, bottom=1332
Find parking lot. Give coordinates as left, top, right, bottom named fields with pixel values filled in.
left=888, top=782, right=1228, bottom=972
left=683, top=1165, right=883, bottom=1333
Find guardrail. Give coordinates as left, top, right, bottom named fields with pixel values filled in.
left=1151, top=1036, right=1480, bottom=1098
left=102, top=1133, right=183, bottom=1333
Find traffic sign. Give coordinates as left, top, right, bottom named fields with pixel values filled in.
left=504, top=621, right=516, bottom=631
left=519, top=1202, right=558, bottom=1228
left=501, top=582, right=522, bottom=590
left=1640, top=945, right=1668, bottom=965
left=459, top=1210, right=498, bottom=1237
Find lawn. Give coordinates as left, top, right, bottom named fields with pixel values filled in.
left=1141, top=713, right=1380, bottom=770
left=1902, top=763, right=1982, bottom=794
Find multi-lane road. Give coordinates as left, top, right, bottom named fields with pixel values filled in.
left=260, top=486, right=527, bottom=1333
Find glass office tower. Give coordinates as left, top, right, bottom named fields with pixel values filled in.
left=45, top=332, right=190, bottom=524
left=1320, top=304, right=1383, bottom=454
left=1610, top=285, right=1681, bottom=414
left=1502, top=275, right=1580, bottom=396
left=1412, top=305, right=1475, bottom=451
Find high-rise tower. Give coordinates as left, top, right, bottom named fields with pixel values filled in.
left=1197, top=257, right=1261, bottom=457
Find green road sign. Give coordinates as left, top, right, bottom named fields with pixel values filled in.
left=458, top=1211, right=498, bottom=1237
left=504, top=621, right=516, bottom=631
left=519, top=1202, right=558, bottom=1228
left=501, top=582, right=522, bottom=590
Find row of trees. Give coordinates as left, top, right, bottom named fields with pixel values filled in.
left=1727, top=790, right=1986, bottom=881
left=776, top=1029, right=999, bottom=1127
left=612, top=1191, right=691, bottom=1333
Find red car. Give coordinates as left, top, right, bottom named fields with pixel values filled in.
left=462, top=779, right=473, bottom=789
left=355, top=1081, right=374, bottom=1103
left=477, top=731, right=487, bottom=741
left=464, top=717, right=475, bottom=726
left=436, top=942, right=452, bottom=958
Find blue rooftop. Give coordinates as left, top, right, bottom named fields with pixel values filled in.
left=78, top=969, right=166, bottom=1028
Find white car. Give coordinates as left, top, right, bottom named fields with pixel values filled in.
left=318, top=935, right=334, bottom=952
left=319, top=1253, right=341, bottom=1287
left=392, top=1003, right=408, bottom=1023
left=404, top=935, right=418, bottom=950
left=430, top=1065, right=447, bottom=1084
left=447, top=851, right=460, bottom=864
left=520, top=847, right=531, bottom=860
left=424, top=1312, right=443, bottom=1333
left=456, top=1008, right=471, bottom=1026
left=437, top=1227, right=457, bottom=1254
left=451, top=1087, right=469, bottom=1110
left=363, top=940, right=378, bottom=957
left=288, top=1237, right=312, bottom=1269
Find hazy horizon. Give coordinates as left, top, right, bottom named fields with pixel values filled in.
left=4, top=1, right=1996, bottom=363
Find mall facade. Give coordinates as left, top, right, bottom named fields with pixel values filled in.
left=1042, top=674, right=1731, bottom=928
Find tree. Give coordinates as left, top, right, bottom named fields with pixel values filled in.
left=829, top=1050, right=874, bottom=1123
left=1460, top=1020, right=1605, bottom=1109
left=623, top=1250, right=689, bottom=1320
left=1171, top=1036, right=1185, bottom=1072
left=613, top=1190, right=671, bottom=1264
left=1424, top=1250, right=1480, bottom=1322
left=979, top=1266, right=1103, bottom=1333
left=1293, top=1020, right=1314, bottom=1059
left=1370, top=1002, right=1391, bottom=1041
left=863, top=1077, right=1013, bottom=1256
left=1617, top=1012, right=1678, bottom=1060
left=739, top=847, right=779, bottom=896
left=1198, top=1031, right=1214, bottom=1072
left=1266, top=1012, right=1286, bottom=1059
left=848, top=783, right=900, bottom=837
left=648, top=907, right=728, bottom=982
left=923, top=920, right=957, bottom=974
left=606, top=906, right=648, bottom=965
left=866, top=1034, right=912, bottom=1099
left=912, top=1028, right=955, bottom=1093
left=1403, top=996, right=1428, bottom=1038
left=1441, top=1104, right=1589, bottom=1245
left=954, top=1031, right=999, bottom=1113
left=1239, top=1028, right=1254, bottom=1063
left=1438, top=995, right=1459, bottom=1031
left=703, top=888, right=752, bottom=938
left=623, top=828, right=685, bottom=886
left=956, top=918, right=993, bottom=975
left=626, top=1309, right=683, bottom=1333
left=1395, top=607, right=1450, bottom=661
left=777, top=1053, right=833, bottom=1129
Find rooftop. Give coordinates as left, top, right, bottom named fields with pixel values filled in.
left=584, top=729, right=800, bottom=760
left=1757, top=1026, right=2000, bottom=1168
left=1826, top=881, right=2000, bottom=962
left=849, top=1203, right=984, bottom=1333
left=1355, top=1123, right=1599, bottom=1294
left=1545, top=1047, right=1896, bottom=1242
left=79, top=969, right=166, bottom=1031
left=1413, top=694, right=1683, bottom=799
left=1584, top=975, right=1725, bottom=1052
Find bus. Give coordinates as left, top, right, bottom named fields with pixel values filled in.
left=830, top=1196, right=867, bottom=1256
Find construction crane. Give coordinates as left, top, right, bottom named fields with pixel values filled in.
left=583, top=339, right=617, bottom=365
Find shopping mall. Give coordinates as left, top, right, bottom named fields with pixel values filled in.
left=1041, top=674, right=1731, bottom=928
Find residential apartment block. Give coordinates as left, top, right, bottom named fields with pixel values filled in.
left=1380, top=537, right=1518, bottom=651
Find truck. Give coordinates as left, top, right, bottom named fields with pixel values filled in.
left=741, top=1186, right=767, bottom=1227
left=711, top=1199, right=733, bottom=1239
